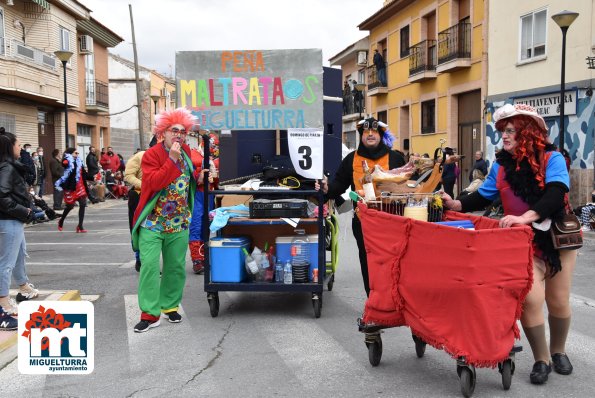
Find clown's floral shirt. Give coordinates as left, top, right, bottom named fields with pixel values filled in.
left=142, top=156, right=192, bottom=233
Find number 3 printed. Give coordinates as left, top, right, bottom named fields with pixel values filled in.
left=298, top=146, right=312, bottom=170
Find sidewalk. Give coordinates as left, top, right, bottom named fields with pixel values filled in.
left=0, top=290, right=84, bottom=369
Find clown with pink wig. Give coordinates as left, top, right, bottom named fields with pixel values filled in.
left=130, top=107, right=202, bottom=333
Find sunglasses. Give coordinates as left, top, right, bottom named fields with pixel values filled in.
left=362, top=120, right=379, bottom=131
left=169, top=127, right=187, bottom=135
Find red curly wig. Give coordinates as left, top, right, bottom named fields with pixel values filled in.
left=153, top=108, right=196, bottom=139
left=495, top=115, right=550, bottom=188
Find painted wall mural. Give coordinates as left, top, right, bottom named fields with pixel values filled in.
left=486, top=94, right=595, bottom=170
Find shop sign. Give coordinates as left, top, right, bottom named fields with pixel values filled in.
left=513, top=90, right=577, bottom=117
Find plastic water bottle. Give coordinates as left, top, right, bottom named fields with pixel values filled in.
left=283, top=260, right=292, bottom=284
left=275, top=260, right=283, bottom=283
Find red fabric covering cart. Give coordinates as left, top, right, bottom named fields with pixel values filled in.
left=357, top=203, right=533, bottom=396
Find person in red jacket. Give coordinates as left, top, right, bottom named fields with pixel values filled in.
left=100, top=146, right=120, bottom=174
left=131, top=108, right=200, bottom=333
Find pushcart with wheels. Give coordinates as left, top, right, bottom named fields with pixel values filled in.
left=356, top=202, right=533, bottom=397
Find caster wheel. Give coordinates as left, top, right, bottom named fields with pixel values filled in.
left=500, top=359, right=513, bottom=390
left=208, top=294, right=219, bottom=318
left=367, top=338, right=382, bottom=366
left=459, top=366, right=476, bottom=397
left=327, top=274, right=335, bottom=291
left=412, top=335, right=426, bottom=358
left=312, top=297, right=322, bottom=318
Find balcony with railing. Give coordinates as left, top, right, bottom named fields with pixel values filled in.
left=408, top=40, right=437, bottom=83
left=366, top=63, right=388, bottom=96
left=436, top=21, right=471, bottom=73
left=85, top=79, right=109, bottom=112
left=342, top=90, right=365, bottom=121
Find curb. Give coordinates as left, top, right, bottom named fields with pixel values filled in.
left=0, top=290, right=82, bottom=364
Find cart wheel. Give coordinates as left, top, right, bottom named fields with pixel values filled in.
left=412, top=334, right=427, bottom=358
left=500, top=359, right=513, bottom=390
left=327, top=274, right=335, bottom=291
left=207, top=294, right=219, bottom=318
left=312, top=294, right=322, bottom=318
left=368, top=337, right=383, bottom=366
left=458, top=366, right=476, bottom=398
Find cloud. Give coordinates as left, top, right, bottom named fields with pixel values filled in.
left=81, top=0, right=381, bottom=76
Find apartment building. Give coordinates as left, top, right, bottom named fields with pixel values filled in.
left=487, top=0, right=594, bottom=206
left=329, top=37, right=369, bottom=150
left=0, top=0, right=123, bottom=194
left=358, top=0, right=487, bottom=193
left=108, top=53, right=175, bottom=161
left=72, top=16, right=123, bottom=163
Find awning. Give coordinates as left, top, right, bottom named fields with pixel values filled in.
left=31, top=0, right=50, bottom=10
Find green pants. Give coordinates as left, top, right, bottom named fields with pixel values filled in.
left=138, top=227, right=189, bottom=318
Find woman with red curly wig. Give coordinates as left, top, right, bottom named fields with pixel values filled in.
left=131, top=108, right=200, bottom=333
left=441, top=103, right=577, bottom=385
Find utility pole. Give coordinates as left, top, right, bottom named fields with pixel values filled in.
left=129, top=4, right=145, bottom=149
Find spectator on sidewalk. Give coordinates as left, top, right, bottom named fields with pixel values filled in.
left=35, top=147, right=46, bottom=196
left=19, top=143, right=36, bottom=187
left=0, top=127, right=40, bottom=316
left=100, top=146, right=121, bottom=174
left=49, top=149, right=64, bottom=210
left=86, top=146, right=100, bottom=178
left=469, top=150, right=488, bottom=183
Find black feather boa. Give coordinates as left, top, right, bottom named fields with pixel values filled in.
left=495, top=146, right=562, bottom=275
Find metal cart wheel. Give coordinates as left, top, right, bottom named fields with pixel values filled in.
left=412, top=334, right=427, bottom=358
left=207, top=293, right=219, bottom=318
left=327, top=274, right=335, bottom=291
left=458, top=365, right=476, bottom=398
left=312, top=293, right=322, bottom=318
left=499, top=359, right=513, bottom=390
left=366, top=334, right=383, bottom=367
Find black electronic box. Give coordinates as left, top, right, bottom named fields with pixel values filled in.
left=249, top=199, right=309, bottom=218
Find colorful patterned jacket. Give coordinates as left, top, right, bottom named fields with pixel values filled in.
left=131, top=143, right=198, bottom=251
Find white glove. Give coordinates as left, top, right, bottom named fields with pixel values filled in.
left=55, top=185, right=63, bottom=192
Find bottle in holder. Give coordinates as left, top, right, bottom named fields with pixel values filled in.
left=242, top=248, right=259, bottom=275
left=361, top=160, right=376, bottom=201
left=275, top=260, right=283, bottom=283
left=291, top=230, right=310, bottom=283
left=283, top=260, right=292, bottom=284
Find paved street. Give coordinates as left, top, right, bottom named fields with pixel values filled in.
left=1, top=200, right=594, bottom=397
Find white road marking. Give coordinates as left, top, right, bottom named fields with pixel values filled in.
left=258, top=316, right=375, bottom=390
left=26, top=243, right=129, bottom=246
left=26, top=262, right=127, bottom=266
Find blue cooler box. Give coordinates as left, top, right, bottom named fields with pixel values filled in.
left=210, top=236, right=251, bottom=282
left=275, top=235, right=319, bottom=281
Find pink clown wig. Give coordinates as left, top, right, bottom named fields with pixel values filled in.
left=153, top=107, right=197, bottom=139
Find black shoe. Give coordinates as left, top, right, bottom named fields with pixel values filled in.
left=162, top=311, right=182, bottom=323
left=551, top=353, right=573, bottom=375
left=530, top=361, right=552, bottom=384
left=135, top=259, right=141, bottom=273
left=133, top=319, right=160, bottom=333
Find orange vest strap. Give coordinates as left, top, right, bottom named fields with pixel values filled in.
left=352, top=152, right=389, bottom=191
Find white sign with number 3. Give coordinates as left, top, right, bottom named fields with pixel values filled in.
left=287, top=128, right=323, bottom=179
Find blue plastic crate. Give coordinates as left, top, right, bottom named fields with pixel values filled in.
left=210, top=236, right=251, bottom=282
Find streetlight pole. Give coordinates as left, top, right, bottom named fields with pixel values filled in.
left=552, top=10, right=579, bottom=154
left=54, top=50, right=73, bottom=150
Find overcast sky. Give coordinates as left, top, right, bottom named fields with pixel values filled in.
left=79, top=0, right=383, bottom=77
